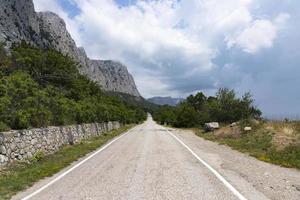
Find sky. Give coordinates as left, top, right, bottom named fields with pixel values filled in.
left=33, top=0, right=300, bottom=119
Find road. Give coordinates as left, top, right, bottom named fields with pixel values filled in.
left=13, top=117, right=300, bottom=200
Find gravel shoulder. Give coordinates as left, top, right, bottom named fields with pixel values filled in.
left=170, top=128, right=300, bottom=200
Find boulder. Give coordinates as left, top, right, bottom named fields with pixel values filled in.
left=204, top=122, right=220, bottom=132
left=244, top=127, right=252, bottom=131
left=230, top=122, right=237, bottom=127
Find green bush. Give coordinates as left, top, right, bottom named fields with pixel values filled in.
left=0, top=122, right=9, bottom=131
left=28, top=151, right=45, bottom=163
left=174, top=103, right=199, bottom=127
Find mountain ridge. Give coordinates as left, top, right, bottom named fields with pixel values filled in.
left=0, top=0, right=140, bottom=96
left=148, top=96, right=184, bottom=106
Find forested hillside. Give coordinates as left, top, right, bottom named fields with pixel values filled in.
left=0, top=43, right=146, bottom=131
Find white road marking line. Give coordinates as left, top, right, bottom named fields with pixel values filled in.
left=165, top=128, right=248, bottom=200
left=21, top=125, right=139, bottom=200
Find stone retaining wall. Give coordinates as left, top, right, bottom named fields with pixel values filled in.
left=0, top=121, right=121, bottom=166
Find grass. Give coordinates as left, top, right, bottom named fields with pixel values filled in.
left=270, top=120, right=300, bottom=134
left=193, top=121, right=300, bottom=170
left=0, top=125, right=134, bottom=200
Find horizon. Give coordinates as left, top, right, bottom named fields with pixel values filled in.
left=33, top=0, right=300, bottom=118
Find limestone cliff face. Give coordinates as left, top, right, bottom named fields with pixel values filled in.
left=0, top=0, right=140, bottom=96
left=0, top=0, right=41, bottom=46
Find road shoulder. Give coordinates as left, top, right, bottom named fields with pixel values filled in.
left=169, top=128, right=300, bottom=200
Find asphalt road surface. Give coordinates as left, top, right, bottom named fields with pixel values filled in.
left=13, top=116, right=300, bottom=200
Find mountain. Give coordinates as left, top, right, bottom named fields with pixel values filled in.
left=0, top=0, right=140, bottom=97
left=148, top=97, right=184, bottom=106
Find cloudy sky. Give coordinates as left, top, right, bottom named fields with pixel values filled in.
left=33, top=0, right=300, bottom=119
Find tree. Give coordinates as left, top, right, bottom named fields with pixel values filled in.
left=174, top=103, right=199, bottom=128
left=152, top=105, right=176, bottom=125
left=186, top=92, right=207, bottom=111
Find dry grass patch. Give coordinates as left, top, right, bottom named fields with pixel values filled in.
left=214, top=125, right=241, bottom=138
left=194, top=120, right=300, bottom=170
left=267, top=121, right=300, bottom=150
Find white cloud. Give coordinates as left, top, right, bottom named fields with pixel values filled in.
left=33, top=0, right=60, bottom=12
left=226, top=13, right=290, bottom=53
left=233, top=19, right=277, bottom=53
left=33, top=0, right=290, bottom=97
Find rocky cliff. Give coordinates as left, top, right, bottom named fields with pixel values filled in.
left=0, top=0, right=140, bottom=96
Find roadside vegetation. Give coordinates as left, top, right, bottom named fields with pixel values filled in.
left=153, top=89, right=300, bottom=170
left=153, top=88, right=261, bottom=127
left=0, top=43, right=146, bottom=131
left=194, top=120, right=300, bottom=169
left=0, top=125, right=134, bottom=200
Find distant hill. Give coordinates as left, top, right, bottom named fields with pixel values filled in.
left=148, top=97, right=184, bottom=106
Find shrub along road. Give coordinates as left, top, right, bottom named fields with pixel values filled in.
left=13, top=117, right=300, bottom=200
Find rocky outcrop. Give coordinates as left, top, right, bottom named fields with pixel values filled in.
left=0, top=0, right=140, bottom=96
left=0, top=121, right=121, bottom=166
left=77, top=49, right=140, bottom=96
left=0, top=0, right=41, bottom=46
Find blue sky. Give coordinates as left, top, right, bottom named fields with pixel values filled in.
left=33, top=0, right=300, bottom=119
left=58, top=0, right=134, bottom=16
left=115, top=0, right=134, bottom=6
left=57, top=0, right=81, bottom=17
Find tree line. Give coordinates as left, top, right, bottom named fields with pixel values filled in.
left=0, top=43, right=146, bottom=131
left=153, top=89, right=262, bottom=128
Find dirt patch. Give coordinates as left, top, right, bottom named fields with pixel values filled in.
left=267, top=122, right=299, bottom=150
left=214, top=125, right=242, bottom=138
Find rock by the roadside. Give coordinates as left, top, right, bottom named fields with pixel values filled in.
left=244, top=127, right=252, bottom=131
left=230, top=122, right=237, bottom=127
left=204, top=122, right=220, bottom=132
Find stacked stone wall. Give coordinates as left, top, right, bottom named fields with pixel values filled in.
left=0, top=122, right=121, bottom=165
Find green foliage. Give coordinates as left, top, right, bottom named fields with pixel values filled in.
left=152, top=105, right=176, bottom=125
left=153, top=89, right=262, bottom=128
left=174, top=103, right=199, bottom=128
left=28, top=151, right=45, bottom=163
left=0, top=44, right=146, bottom=131
left=110, top=92, right=159, bottom=113
left=267, top=145, right=300, bottom=168
left=0, top=43, right=11, bottom=68
left=0, top=71, right=53, bottom=129
left=0, top=122, right=9, bottom=131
